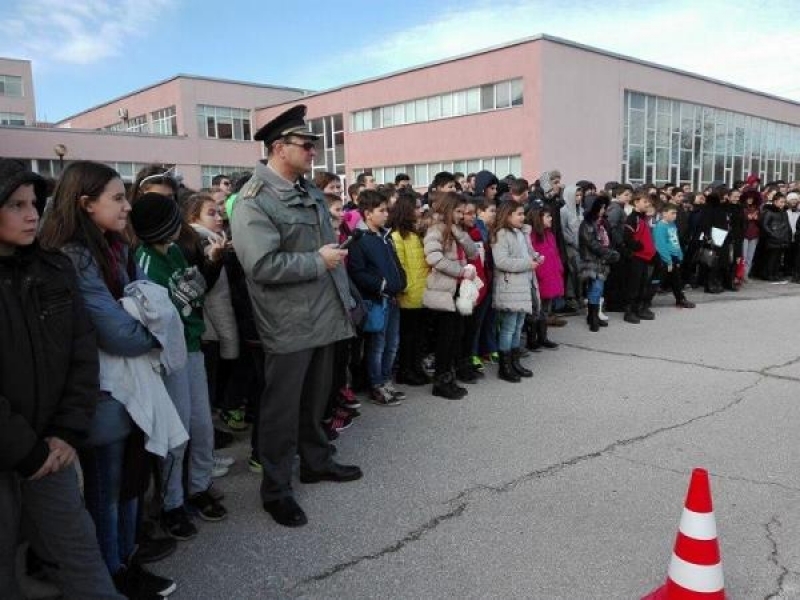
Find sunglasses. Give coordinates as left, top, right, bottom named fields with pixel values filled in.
left=283, top=140, right=316, bottom=151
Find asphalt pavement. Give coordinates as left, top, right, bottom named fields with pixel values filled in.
left=77, top=282, right=800, bottom=598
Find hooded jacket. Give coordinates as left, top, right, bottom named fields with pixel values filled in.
left=422, top=222, right=477, bottom=312
left=560, top=185, right=581, bottom=251
left=347, top=224, right=407, bottom=302
left=492, top=225, right=535, bottom=313
left=760, top=204, right=791, bottom=248
left=531, top=228, right=564, bottom=300
left=579, top=196, right=619, bottom=281
left=474, top=170, right=499, bottom=197
left=0, top=243, right=99, bottom=476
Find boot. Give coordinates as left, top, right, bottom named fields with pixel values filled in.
left=510, top=348, right=533, bottom=378
left=497, top=351, right=521, bottom=383
left=587, top=304, right=600, bottom=332
left=432, top=372, right=467, bottom=399
left=638, top=303, right=655, bottom=320
left=598, top=297, right=610, bottom=322
left=624, top=304, right=641, bottom=324
left=535, top=319, right=558, bottom=349
left=455, top=358, right=478, bottom=384
left=525, top=317, right=542, bottom=351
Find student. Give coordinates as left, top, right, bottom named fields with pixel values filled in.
left=623, top=191, right=657, bottom=324
left=760, top=192, right=791, bottom=282
left=0, top=161, right=128, bottom=600
left=603, top=184, right=633, bottom=312
left=347, top=190, right=407, bottom=406
left=313, top=171, right=343, bottom=197
left=390, top=193, right=431, bottom=386
left=38, top=160, right=176, bottom=597
left=422, top=192, right=477, bottom=399
left=473, top=197, right=499, bottom=362
left=654, top=204, right=695, bottom=308
left=131, top=193, right=228, bottom=540
left=529, top=206, right=562, bottom=347
left=491, top=200, right=536, bottom=382
left=579, top=195, right=620, bottom=332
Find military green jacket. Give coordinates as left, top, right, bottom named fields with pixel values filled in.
left=231, top=161, right=354, bottom=354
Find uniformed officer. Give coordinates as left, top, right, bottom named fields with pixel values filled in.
left=231, top=105, right=362, bottom=527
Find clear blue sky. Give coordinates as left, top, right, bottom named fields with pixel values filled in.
left=5, top=0, right=800, bottom=122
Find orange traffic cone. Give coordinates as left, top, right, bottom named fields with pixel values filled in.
left=642, top=468, right=725, bottom=599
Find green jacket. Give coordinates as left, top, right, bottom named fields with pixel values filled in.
left=136, top=243, right=206, bottom=352
left=230, top=162, right=354, bottom=354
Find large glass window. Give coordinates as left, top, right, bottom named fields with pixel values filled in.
left=307, top=113, right=346, bottom=179
left=622, top=90, right=800, bottom=188
left=152, top=106, right=178, bottom=136
left=354, top=154, right=522, bottom=187
left=197, top=105, right=251, bottom=140
left=201, top=165, right=252, bottom=189
left=350, top=78, right=523, bottom=132
left=0, top=75, right=23, bottom=97
left=0, top=112, right=25, bottom=125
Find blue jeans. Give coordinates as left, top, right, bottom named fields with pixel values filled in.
left=366, top=300, right=400, bottom=387
left=472, top=292, right=498, bottom=355
left=80, top=439, right=137, bottom=575
left=742, top=238, right=758, bottom=276
left=81, top=394, right=136, bottom=575
left=162, top=351, right=214, bottom=511
left=587, top=278, right=605, bottom=304
left=496, top=310, right=526, bottom=352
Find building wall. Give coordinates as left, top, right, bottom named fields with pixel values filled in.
left=0, top=58, right=36, bottom=125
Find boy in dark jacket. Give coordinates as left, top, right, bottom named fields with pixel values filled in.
left=347, top=190, right=407, bottom=406
left=0, top=161, right=122, bottom=599
left=624, top=191, right=657, bottom=324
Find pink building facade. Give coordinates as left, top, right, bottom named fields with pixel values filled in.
left=256, top=35, right=800, bottom=190
left=4, top=35, right=800, bottom=191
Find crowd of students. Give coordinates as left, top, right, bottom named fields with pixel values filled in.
left=1, top=148, right=795, bottom=599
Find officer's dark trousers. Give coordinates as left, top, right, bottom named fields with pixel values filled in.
left=258, top=344, right=335, bottom=502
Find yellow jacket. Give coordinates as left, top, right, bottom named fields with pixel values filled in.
left=391, top=230, right=429, bottom=309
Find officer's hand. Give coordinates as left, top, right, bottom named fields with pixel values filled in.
left=319, top=244, right=347, bottom=270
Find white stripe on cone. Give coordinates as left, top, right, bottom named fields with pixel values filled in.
left=667, top=554, right=724, bottom=593
left=678, top=508, right=718, bottom=541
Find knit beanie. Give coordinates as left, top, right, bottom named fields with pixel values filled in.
left=0, top=158, right=48, bottom=213
left=130, top=192, right=183, bottom=243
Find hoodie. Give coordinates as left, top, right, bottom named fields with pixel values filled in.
left=474, top=170, right=499, bottom=197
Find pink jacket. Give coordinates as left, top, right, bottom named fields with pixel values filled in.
left=531, top=229, right=564, bottom=300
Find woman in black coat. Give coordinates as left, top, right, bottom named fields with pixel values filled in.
left=760, top=193, right=791, bottom=281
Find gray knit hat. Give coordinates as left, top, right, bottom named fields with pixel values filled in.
left=130, top=192, right=183, bottom=243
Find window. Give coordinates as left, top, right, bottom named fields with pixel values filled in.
left=0, top=112, right=25, bottom=126
left=308, top=114, right=346, bottom=178
left=126, top=115, right=149, bottom=133
left=621, top=90, right=800, bottom=187
left=358, top=155, right=522, bottom=188
left=196, top=105, right=251, bottom=140
left=201, top=165, right=252, bottom=189
left=349, top=78, right=523, bottom=132
left=0, top=75, right=23, bottom=97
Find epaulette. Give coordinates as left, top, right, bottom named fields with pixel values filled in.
left=240, top=176, right=264, bottom=200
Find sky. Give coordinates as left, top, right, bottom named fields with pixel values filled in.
left=4, top=0, right=800, bottom=122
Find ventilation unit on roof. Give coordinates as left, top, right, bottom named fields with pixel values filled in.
left=118, top=108, right=128, bottom=120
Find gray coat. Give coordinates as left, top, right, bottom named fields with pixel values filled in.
left=422, top=223, right=477, bottom=312
left=492, top=226, right=535, bottom=313
left=231, top=162, right=354, bottom=354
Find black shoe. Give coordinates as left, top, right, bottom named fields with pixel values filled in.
left=676, top=298, right=696, bottom=308
left=497, top=351, right=521, bottom=383
left=510, top=349, right=533, bottom=378
left=115, top=563, right=177, bottom=598
left=300, top=462, right=363, bottom=483
left=623, top=310, right=640, bottom=324
left=535, top=320, right=559, bottom=349
left=395, top=370, right=428, bottom=386
left=214, top=427, right=234, bottom=450
left=637, top=307, right=655, bottom=320
left=455, top=360, right=478, bottom=384
left=432, top=372, right=467, bottom=399
left=131, top=535, right=177, bottom=565
left=161, top=507, right=197, bottom=541
left=263, top=497, right=308, bottom=527
left=588, top=304, right=600, bottom=332
left=186, top=490, right=228, bottom=522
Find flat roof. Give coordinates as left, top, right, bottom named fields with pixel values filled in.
left=56, top=74, right=312, bottom=124
left=255, top=33, right=800, bottom=112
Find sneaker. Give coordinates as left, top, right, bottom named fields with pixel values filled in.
left=470, top=355, right=485, bottom=372
left=121, top=563, right=177, bottom=598
left=323, top=420, right=340, bottom=440
left=331, top=408, right=354, bottom=432
left=220, top=408, right=249, bottom=431
left=383, top=382, right=407, bottom=401
left=161, top=507, right=197, bottom=541
left=369, top=385, right=402, bottom=406
left=248, top=456, right=263, bottom=473
left=186, top=491, right=228, bottom=522
left=213, top=454, right=235, bottom=469
left=339, top=386, right=361, bottom=409
left=211, top=462, right=229, bottom=478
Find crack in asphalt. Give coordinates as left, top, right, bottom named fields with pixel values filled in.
left=611, top=455, right=800, bottom=494
left=764, top=516, right=789, bottom=600
left=289, top=376, right=765, bottom=592
left=559, top=343, right=800, bottom=382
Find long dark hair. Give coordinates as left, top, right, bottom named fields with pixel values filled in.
left=388, top=194, right=419, bottom=239
left=528, top=205, right=552, bottom=243
left=40, top=160, right=132, bottom=298
left=490, top=199, right=523, bottom=243
left=429, top=191, right=462, bottom=251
